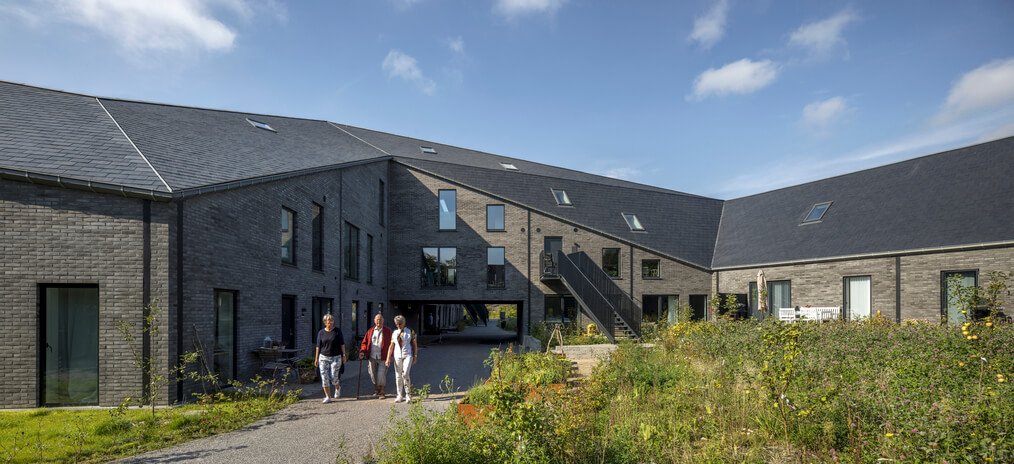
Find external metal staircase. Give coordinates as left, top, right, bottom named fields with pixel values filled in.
left=541, top=250, right=642, bottom=343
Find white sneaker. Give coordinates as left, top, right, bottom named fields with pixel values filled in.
left=394, top=397, right=404, bottom=403
left=405, top=395, right=412, bottom=403
left=333, top=387, right=341, bottom=399
left=322, top=397, right=331, bottom=404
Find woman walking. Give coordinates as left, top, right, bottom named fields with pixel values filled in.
left=314, top=314, right=346, bottom=403
left=385, top=315, right=417, bottom=403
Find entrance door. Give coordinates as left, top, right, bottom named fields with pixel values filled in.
left=844, top=276, right=871, bottom=320
left=689, top=295, right=707, bottom=321
left=281, top=295, right=296, bottom=349
left=41, top=285, right=99, bottom=405
left=214, top=290, right=236, bottom=383
left=942, top=271, right=977, bottom=324
left=642, top=295, right=678, bottom=324
left=543, top=236, right=563, bottom=274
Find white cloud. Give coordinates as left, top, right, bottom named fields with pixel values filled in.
left=976, top=122, right=1014, bottom=144
left=688, top=59, right=778, bottom=101
left=788, top=10, right=858, bottom=57
left=801, top=96, right=849, bottom=129
left=688, top=0, right=729, bottom=50
left=52, top=0, right=246, bottom=52
left=382, top=50, right=436, bottom=95
left=494, top=0, right=567, bottom=18
left=447, top=36, right=465, bottom=54
left=934, top=58, right=1014, bottom=125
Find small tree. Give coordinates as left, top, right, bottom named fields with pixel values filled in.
left=116, top=301, right=167, bottom=418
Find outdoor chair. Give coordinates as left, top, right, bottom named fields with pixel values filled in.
left=778, top=308, right=797, bottom=322
left=799, top=307, right=818, bottom=322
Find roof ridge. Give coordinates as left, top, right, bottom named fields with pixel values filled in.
left=337, top=122, right=713, bottom=199
left=95, top=98, right=173, bottom=193
left=326, top=122, right=394, bottom=158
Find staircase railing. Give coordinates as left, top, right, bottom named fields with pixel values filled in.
left=560, top=251, right=642, bottom=338
left=555, top=250, right=616, bottom=341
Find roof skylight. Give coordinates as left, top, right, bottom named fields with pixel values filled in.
left=500, top=162, right=519, bottom=171
left=623, top=213, right=645, bottom=231
left=803, top=202, right=832, bottom=223
left=247, top=118, right=275, bottom=132
left=420, top=146, right=437, bottom=154
left=551, top=189, right=572, bottom=206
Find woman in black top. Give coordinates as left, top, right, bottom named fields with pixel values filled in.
left=314, top=314, right=346, bottom=403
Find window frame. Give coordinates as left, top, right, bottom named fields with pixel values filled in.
left=802, top=201, right=833, bottom=224
left=367, top=234, right=374, bottom=284
left=602, top=248, right=621, bottom=278
left=623, top=213, right=645, bottom=232
left=343, top=222, right=360, bottom=281
left=213, top=289, right=238, bottom=385
left=311, top=202, right=323, bottom=272
left=421, top=247, right=458, bottom=287
left=281, top=207, right=296, bottom=266
left=39, top=283, right=100, bottom=406
left=544, top=295, right=578, bottom=323
left=551, top=188, right=572, bottom=206
left=379, top=179, right=386, bottom=227
left=641, top=259, right=660, bottom=279
left=843, top=275, right=872, bottom=320
left=438, top=189, right=457, bottom=230
left=941, top=269, right=979, bottom=324
left=486, top=204, right=506, bottom=231
left=487, top=247, right=506, bottom=288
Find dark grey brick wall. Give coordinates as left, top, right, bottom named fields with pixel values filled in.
left=0, top=179, right=171, bottom=408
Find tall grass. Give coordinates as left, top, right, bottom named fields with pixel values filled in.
left=376, top=318, right=1013, bottom=463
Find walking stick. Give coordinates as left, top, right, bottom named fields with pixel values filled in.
left=356, top=356, right=364, bottom=400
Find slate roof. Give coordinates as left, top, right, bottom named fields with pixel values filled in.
left=711, top=137, right=1014, bottom=268
left=97, top=99, right=386, bottom=191
left=0, top=81, right=169, bottom=192
left=394, top=157, right=724, bottom=268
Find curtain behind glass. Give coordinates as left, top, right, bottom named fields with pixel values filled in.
left=214, top=292, right=235, bottom=383
left=769, top=281, right=791, bottom=311
left=44, top=287, right=99, bottom=405
left=846, top=276, right=872, bottom=319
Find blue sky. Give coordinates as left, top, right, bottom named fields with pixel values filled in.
left=2, top=0, right=1013, bottom=199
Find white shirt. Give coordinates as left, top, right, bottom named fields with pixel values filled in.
left=370, top=328, right=383, bottom=360
left=392, top=328, right=414, bottom=359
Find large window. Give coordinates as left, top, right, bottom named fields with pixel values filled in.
left=312, top=203, right=323, bottom=271
left=487, top=204, right=505, bottom=231
left=942, top=270, right=978, bottom=324
left=487, top=247, right=505, bottom=288
left=367, top=234, right=374, bottom=284
left=642, top=294, right=678, bottom=324
left=641, top=259, right=660, bottom=278
left=343, top=222, right=359, bottom=280
left=311, top=297, right=333, bottom=343
left=545, top=295, right=578, bottom=323
left=768, top=280, right=792, bottom=312
left=439, top=190, right=456, bottom=230
left=844, top=276, right=871, bottom=320
left=281, top=207, right=295, bottom=265
left=422, top=247, right=457, bottom=287
left=602, top=248, right=620, bottom=278
left=41, top=285, right=99, bottom=405
left=214, top=290, right=236, bottom=383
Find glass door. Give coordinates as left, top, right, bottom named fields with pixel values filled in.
left=942, top=271, right=977, bottom=324
left=281, top=295, right=296, bottom=349
left=214, top=290, right=236, bottom=383
left=844, top=276, right=871, bottom=320
left=42, top=285, right=99, bottom=405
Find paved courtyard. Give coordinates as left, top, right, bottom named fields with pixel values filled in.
left=116, top=325, right=517, bottom=464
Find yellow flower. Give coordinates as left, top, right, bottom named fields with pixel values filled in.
left=886, top=433, right=894, bottom=437
left=967, top=336, right=973, bottom=340
left=961, top=310, right=966, bottom=314
left=959, top=362, right=965, bottom=366
left=986, top=322, right=993, bottom=327
left=971, top=335, right=978, bottom=340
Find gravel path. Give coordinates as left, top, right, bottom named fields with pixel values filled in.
left=116, top=325, right=517, bottom=464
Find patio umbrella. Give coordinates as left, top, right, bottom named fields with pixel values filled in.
left=757, top=270, right=768, bottom=315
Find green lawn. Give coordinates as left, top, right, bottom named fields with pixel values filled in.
left=0, top=392, right=297, bottom=463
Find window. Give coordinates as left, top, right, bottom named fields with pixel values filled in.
left=41, top=285, right=99, bottom=405
left=488, top=247, right=505, bottom=288
left=438, top=190, right=456, bottom=230
left=312, top=203, right=323, bottom=271
left=343, top=222, right=359, bottom=280
left=642, top=294, right=678, bottom=324
left=545, top=295, right=578, bottom=323
left=500, top=162, right=519, bottom=171
left=487, top=204, right=505, bottom=231
left=311, top=297, right=333, bottom=343
left=247, top=118, right=275, bottom=132
left=768, top=280, right=792, bottom=311
left=623, top=213, right=645, bottom=231
left=214, top=290, right=237, bottom=384
left=641, top=259, right=660, bottom=278
left=551, top=189, right=572, bottom=206
left=844, top=276, right=871, bottom=320
left=420, top=146, right=437, bottom=154
left=281, top=207, right=295, bottom=265
left=379, top=179, right=385, bottom=226
left=367, top=234, right=374, bottom=284
left=942, top=270, right=978, bottom=324
left=803, top=202, right=832, bottom=223
left=422, top=247, right=457, bottom=287
left=602, top=248, right=620, bottom=278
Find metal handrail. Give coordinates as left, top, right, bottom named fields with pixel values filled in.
left=556, top=250, right=642, bottom=339
left=555, top=251, right=615, bottom=338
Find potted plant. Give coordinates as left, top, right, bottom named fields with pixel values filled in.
left=295, top=356, right=318, bottom=384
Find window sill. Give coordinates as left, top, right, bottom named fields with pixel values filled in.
left=486, top=229, right=507, bottom=233
left=344, top=276, right=360, bottom=282
left=282, top=262, right=297, bottom=268
left=438, top=229, right=457, bottom=232
left=642, top=277, right=662, bottom=280
left=487, top=285, right=506, bottom=290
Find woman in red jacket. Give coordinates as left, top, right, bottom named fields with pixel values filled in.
left=359, top=313, right=392, bottom=398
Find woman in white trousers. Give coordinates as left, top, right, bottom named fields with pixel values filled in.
left=386, top=315, right=417, bottom=402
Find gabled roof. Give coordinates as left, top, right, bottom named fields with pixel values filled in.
left=396, top=157, right=724, bottom=268
left=712, top=137, right=1014, bottom=268
left=0, top=81, right=169, bottom=192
